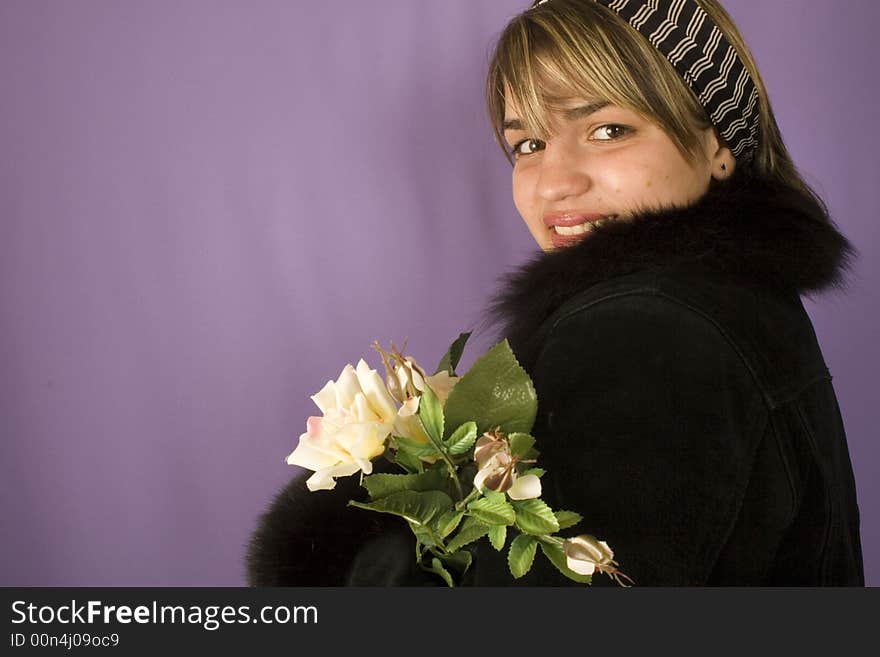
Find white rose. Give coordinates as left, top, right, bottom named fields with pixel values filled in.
left=286, top=359, right=398, bottom=491
left=563, top=535, right=615, bottom=576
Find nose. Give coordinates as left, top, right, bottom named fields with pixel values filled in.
left=535, top=140, right=592, bottom=203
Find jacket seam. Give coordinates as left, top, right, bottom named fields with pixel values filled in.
left=768, top=411, right=802, bottom=528
left=795, top=401, right=835, bottom=584
left=703, top=400, right=770, bottom=583
left=770, top=370, right=832, bottom=407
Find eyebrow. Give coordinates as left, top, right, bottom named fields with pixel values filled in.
left=503, top=101, right=611, bottom=132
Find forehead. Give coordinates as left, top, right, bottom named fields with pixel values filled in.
left=501, top=75, right=617, bottom=133
left=502, top=89, right=622, bottom=139
left=504, top=94, right=606, bottom=119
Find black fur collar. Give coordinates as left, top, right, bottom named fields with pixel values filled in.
left=485, top=175, right=854, bottom=358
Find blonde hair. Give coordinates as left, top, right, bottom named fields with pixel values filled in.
left=487, top=0, right=824, bottom=207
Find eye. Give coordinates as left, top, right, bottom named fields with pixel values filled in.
left=510, top=138, right=546, bottom=158
left=589, top=124, right=632, bottom=141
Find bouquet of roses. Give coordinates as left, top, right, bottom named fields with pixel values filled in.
left=285, top=332, right=632, bottom=587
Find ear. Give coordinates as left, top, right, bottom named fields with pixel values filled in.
left=701, top=127, right=736, bottom=180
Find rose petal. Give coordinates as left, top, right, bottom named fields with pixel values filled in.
left=473, top=465, right=489, bottom=492
left=311, top=380, right=337, bottom=414
left=352, top=391, right=376, bottom=423
left=566, top=555, right=596, bottom=576
left=333, top=420, right=389, bottom=459
left=333, top=364, right=361, bottom=409
left=474, top=435, right=506, bottom=468
left=305, top=416, right=323, bottom=438
left=484, top=467, right=514, bottom=493
left=473, top=453, right=507, bottom=492
left=393, top=410, right=430, bottom=444
left=350, top=426, right=390, bottom=461
left=286, top=433, right=345, bottom=470
left=395, top=361, right=426, bottom=395
left=398, top=396, right=420, bottom=417
left=305, top=461, right=362, bottom=491
left=405, top=358, right=427, bottom=391
left=424, top=371, right=458, bottom=404
left=356, top=359, right=398, bottom=421
left=565, top=535, right=613, bottom=564
left=507, top=473, right=542, bottom=500
left=353, top=457, right=373, bottom=475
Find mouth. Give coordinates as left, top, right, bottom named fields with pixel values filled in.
left=544, top=213, right=619, bottom=247
left=552, top=216, right=617, bottom=235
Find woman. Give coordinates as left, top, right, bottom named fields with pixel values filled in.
left=246, top=0, right=864, bottom=586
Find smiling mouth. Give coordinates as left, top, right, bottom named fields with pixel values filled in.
left=551, top=215, right=618, bottom=235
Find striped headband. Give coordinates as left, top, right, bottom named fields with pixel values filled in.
left=530, top=0, right=759, bottom=160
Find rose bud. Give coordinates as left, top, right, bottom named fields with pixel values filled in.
left=563, top=535, right=615, bottom=576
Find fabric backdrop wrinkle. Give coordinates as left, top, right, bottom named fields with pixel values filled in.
left=0, top=0, right=876, bottom=586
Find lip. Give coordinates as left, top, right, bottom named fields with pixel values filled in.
left=544, top=211, right=616, bottom=249
left=542, top=211, right=612, bottom=228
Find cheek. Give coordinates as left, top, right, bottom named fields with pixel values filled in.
left=625, top=151, right=710, bottom=208
left=511, top=169, right=533, bottom=219
left=665, top=158, right=712, bottom=201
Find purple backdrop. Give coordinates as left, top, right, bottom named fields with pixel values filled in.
left=1, top=0, right=877, bottom=586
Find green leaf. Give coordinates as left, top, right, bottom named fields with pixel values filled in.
left=445, top=421, right=478, bottom=456
left=439, top=550, right=473, bottom=580
left=488, top=525, right=507, bottom=551
left=427, top=557, right=455, bottom=587
left=520, top=467, right=545, bottom=479
left=394, top=435, right=439, bottom=460
left=362, top=467, right=447, bottom=500
left=442, top=340, right=537, bottom=438
left=418, top=384, right=444, bottom=444
left=348, top=490, right=453, bottom=529
left=435, top=509, right=465, bottom=538
left=435, top=331, right=471, bottom=376
left=554, top=510, right=583, bottom=531
left=512, top=498, right=560, bottom=535
left=392, top=448, right=423, bottom=474
left=508, top=433, right=536, bottom=459
left=483, top=489, right=507, bottom=505
left=408, top=519, right=439, bottom=548
left=446, top=516, right=492, bottom=553
left=508, top=534, right=538, bottom=579
left=538, top=540, right=593, bottom=584
left=468, top=495, right=516, bottom=526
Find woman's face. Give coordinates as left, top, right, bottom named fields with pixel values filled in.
left=503, top=95, right=731, bottom=251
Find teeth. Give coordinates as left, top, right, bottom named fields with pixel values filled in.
left=554, top=222, right=595, bottom=236
left=553, top=215, right=617, bottom=236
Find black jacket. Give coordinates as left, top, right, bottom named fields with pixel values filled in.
left=246, top=175, right=864, bottom=586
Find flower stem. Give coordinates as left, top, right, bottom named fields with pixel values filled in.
left=537, top=534, right=564, bottom=547
left=455, top=488, right=481, bottom=511
left=423, top=433, right=463, bottom=500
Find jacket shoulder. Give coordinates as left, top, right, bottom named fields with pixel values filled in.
left=538, top=284, right=766, bottom=417
left=547, top=267, right=830, bottom=406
